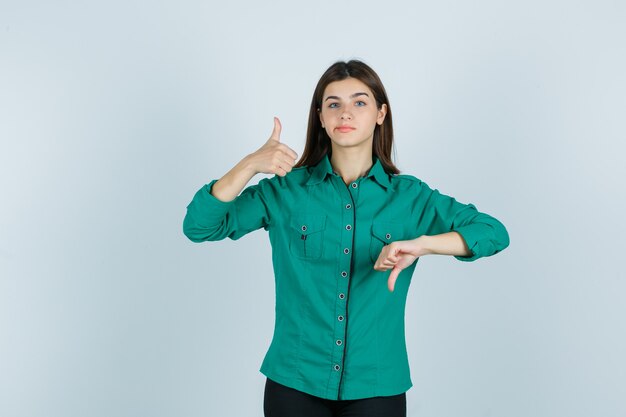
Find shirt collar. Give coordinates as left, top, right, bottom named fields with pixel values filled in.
left=306, top=154, right=392, bottom=190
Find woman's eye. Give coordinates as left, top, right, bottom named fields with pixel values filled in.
left=328, top=103, right=339, bottom=109
left=355, top=101, right=366, bottom=106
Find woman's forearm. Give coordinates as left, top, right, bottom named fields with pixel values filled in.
left=418, top=231, right=472, bottom=257
left=210, top=156, right=258, bottom=202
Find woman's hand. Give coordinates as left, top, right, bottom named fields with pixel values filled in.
left=373, top=237, right=431, bottom=292
left=244, top=117, right=298, bottom=177
left=210, top=117, right=298, bottom=202
left=374, top=238, right=427, bottom=292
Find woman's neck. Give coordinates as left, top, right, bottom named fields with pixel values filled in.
left=330, top=146, right=374, bottom=185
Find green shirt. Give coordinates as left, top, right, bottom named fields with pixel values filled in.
left=183, top=154, right=509, bottom=401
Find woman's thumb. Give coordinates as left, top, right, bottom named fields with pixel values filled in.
left=270, top=117, right=282, bottom=142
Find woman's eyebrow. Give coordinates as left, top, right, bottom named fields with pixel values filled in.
left=324, top=92, right=370, bottom=102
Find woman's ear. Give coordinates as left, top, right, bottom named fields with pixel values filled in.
left=377, top=103, right=388, bottom=125
left=318, top=108, right=325, bottom=128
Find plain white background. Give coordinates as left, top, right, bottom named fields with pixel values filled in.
left=1, top=1, right=625, bottom=416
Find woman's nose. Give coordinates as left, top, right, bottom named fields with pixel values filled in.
left=340, top=111, right=352, bottom=120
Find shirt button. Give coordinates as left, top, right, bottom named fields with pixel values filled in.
left=345, top=225, right=352, bottom=231
left=351, top=182, right=358, bottom=189
left=343, top=248, right=350, bottom=255
left=385, top=233, right=391, bottom=240
left=341, top=271, right=348, bottom=278
left=339, top=293, right=345, bottom=299
left=336, top=339, right=343, bottom=346
left=334, top=364, right=341, bottom=371
left=338, top=315, right=344, bottom=321
left=345, top=203, right=351, bottom=209
left=301, top=225, right=307, bottom=232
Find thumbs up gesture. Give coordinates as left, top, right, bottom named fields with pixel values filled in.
left=247, top=117, right=298, bottom=176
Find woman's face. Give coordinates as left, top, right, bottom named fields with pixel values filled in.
left=319, top=77, right=387, bottom=152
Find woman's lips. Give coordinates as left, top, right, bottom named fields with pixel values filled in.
left=336, top=126, right=355, bottom=133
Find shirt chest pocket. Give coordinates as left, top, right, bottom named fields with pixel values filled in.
left=289, top=214, right=327, bottom=260
left=369, top=221, right=405, bottom=263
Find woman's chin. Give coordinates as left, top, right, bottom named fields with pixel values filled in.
left=329, top=137, right=373, bottom=150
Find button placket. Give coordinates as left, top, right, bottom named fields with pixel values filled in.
left=330, top=180, right=356, bottom=388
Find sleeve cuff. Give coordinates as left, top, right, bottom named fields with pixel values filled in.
left=452, top=224, right=492, bottom=262
left=452, top=218, right=510, bottom=262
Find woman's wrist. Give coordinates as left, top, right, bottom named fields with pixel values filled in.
left=411, top=235, right=434, bottom=257
left=239, top=154, right=260, bottom=177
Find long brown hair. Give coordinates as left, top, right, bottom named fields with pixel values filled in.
left=294, top=60, right=399, bottom=174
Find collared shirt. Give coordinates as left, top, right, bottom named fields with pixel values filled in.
left=183, top=155, right=510, bottom=401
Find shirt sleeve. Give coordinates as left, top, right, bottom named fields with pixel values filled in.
left=420, top=182, right=510, bottom=262
left=182, top=178, right=272, bottom=243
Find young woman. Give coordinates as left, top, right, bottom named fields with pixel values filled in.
left=183, top=60, right=510, bottom=417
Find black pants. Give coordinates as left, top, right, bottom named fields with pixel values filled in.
left=264, top=378, right=407, bottom=417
